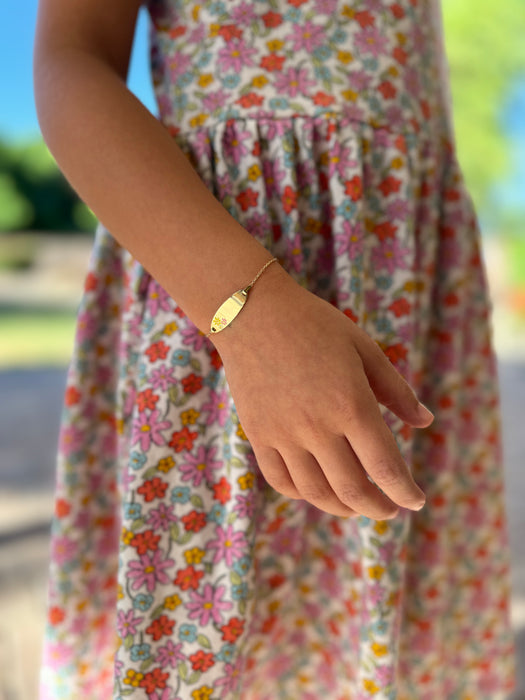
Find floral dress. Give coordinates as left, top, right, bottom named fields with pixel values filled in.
left=40, top=0, right=517, bottom=698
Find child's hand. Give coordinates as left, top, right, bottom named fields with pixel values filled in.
left=212, top=267, right=433, bottom=519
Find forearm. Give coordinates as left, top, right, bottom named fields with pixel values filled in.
left=34, top=48, right=282, bottom=334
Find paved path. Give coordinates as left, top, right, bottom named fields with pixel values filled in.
left=0, top=361, right=524, bottom=698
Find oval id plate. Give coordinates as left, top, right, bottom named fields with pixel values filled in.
left=210, top=290, right=248, bottom=334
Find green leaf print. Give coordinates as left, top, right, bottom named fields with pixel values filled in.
left=190, top=358, right=202, bottom=372
left=230, top=570, right=242, bottom=586
left=187, top=671, right=202, bottom=685
left=190, top=494, right=204, bottom=508
left=178, top=661, right=188, bottom=681
left=140, top=657, right=155, bottom=673
left=142, top=466, right=159, bottom=480
left=168, top=385, right=179, bottom=405
left=197, top=633, right=212, bottom=649
left=130, top=517, right=145, bottom=532
left=124, top=634, right=134, bottom=650
left=180, top=531, right=194, bottom=545
left=151, top=604, right=165, bottom=620
left=170, top=523, right=180, bottom=541
left=226, top=512, right=237, bottom=525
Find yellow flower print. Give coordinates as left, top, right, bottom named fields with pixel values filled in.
left=181, top=408, right=200, bottom=425
left=266, top=39, right=284, bottom=52
left=252, top=75, right=268, bottom=88
left=191, top=686, right=214, bottom=700
left=341, top=5, right=355, bottom=18
left=116, top=418, right=124, bottom=435
left=236, top=423, right=248, bottom=440
left=157, top=456, right=176, bottom=473
left=209, top=23, right=221, bottom=37
left=388, top=65, right=399, bottom=77
left=305, top=217, right=322, bottom=234
left=163, top=321, right=178, bottom=336
left=372, top=642, right=388, bottom=657
left=247, top=164, right=261, bottom=181
left=121, top=528, right=134, bottom=546
left=191, top=4, right=200, bottom=21
left=117, top=585, right=124, bottom=600
left=298, top=673, right=311, bottom=684
left=238, top=472, right=255, bottom=490
left=373, top=520, right=389, bottom=535
left=123, top=669, right=144, bottom=687
left=368, top=565, right=385, bottom=580
left=184, top=547, right=206, bottom=564
left=190, top=114, right=208, bottom=129
left=391, top=157, right=404, bottom=169
left=396, top=32, right=407, bottom=45
left=164, top=594, right=182, bottom=610
left=337, top=50, right=353, bottom=64
left=198, top=73, right=213, bottom=88
left=363, top=679, right=380, bottom=694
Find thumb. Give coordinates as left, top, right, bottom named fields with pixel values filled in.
left=353, top=330, right=434, bottom=428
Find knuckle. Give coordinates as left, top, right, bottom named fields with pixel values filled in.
left=370, top=458, right=403, bottom=488
left=298, top=483, right=334, bottom=504
left=337, top=482, right=366, bottom=506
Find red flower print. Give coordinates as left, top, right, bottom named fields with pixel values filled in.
left=354, top=10, right=374, bottom=28
left=345, top=175, right=362, bottom=201
left=174, top=565, right=205, bottom=590
left=181, top=511, right=208, bottom=533
left=218, top=24, right=243, bottom=42
left=344, top=308, right=359, bottom=323
left=146, top=615, right=175, bottom=641
left=181, top=373, right=203, bottom=394
left=145, top=340, right=170, bottom=363
left=137, top=477, right=169, bottom=503
left=269, top=574, right=286, bottom=588
left=393, top=46, right=408, bottom=65
left=388, top=297, right=411, bottom=317
left=130, top=529, right=161, bottom=554
left=136, top=388, right=159, bottom=412
left=282, top=185, right=297, bottom=214
left=236, top=93, right=264, bottom=108
left=288, top=0, right=309, bottom=7
left=220, top=617, right=245, bottom=642
left=64, top=386, right=81, bottom=406
left=210, top=349, right=223, bottom=370
left=169, top=426, right=198, bottom=452
left=312, top=91, right=335, bottom=107
left=236, top=188, right=259, bottom=211
left=378, top=81, right=397, bottom=99
left=373, top=221, right=398, bottom=241
left=168, top=26, right=186, bottom=39
left=390, top=3, right=405, bottom=18
left=261, top=11, right=282, bottom=28
left=48, top=606, right=65, bottom=625
left=139, top=667, right=169, bottom=693
left=213, top=477, right=231, bottom=504
left=384, top=343, right=408, bottom=364
left=55, top=498, right=71, bottom=518
left=260, top=54, right=285, bottom=72
left=84, top=271, right=98, bottom=291
left=378, top=176, right=402, bottom=196
left=189, top=650, right=215, bottom=672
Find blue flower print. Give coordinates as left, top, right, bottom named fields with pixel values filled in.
left=133, top=594, right=154, bottom=611
left=171, top=349, right=190, bottom=366
left=124, top=503, right=142, bottom=520
left=171, top=486, right=191, bottom=504
left=179, top=624, right=197, bottom=643
left=130, top=643, right=151, bottom=662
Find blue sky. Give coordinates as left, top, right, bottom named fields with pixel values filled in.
left=0, top=1, right=156, bottom=141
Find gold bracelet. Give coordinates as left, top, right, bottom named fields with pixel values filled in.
left=205, top=257, right=279, bottom=337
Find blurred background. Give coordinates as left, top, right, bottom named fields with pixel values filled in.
left=0, top=1, right=524, bottom=698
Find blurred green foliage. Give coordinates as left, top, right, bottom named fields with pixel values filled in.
left=0, top=137, right=96, bottom=233
left=442, top=0, right=525, bottom=211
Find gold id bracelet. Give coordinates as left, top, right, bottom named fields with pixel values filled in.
left=205, top=257, right=279, bottom=337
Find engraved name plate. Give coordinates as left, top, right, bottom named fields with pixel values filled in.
left=209, top=290, right=248, bottom=334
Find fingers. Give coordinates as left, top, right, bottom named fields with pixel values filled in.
left=312, top=435, right=399, bottom=520
left=342, top=380, right=426, bottom=511
left=251, top=445, right=301, bottom=500
left=352, top=327, right=434, bottom=428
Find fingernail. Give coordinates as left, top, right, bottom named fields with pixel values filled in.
left=417, top=402, right=434, bottom=422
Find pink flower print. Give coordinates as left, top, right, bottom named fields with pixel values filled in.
left=223, top=126, right=252, bottom=165
left=179, top=444, right=222, bottom=487
left=347, top=69, right=373, bottom=92
left=150, top=690, right=182, bottom=700
left=245, top=211, right=272, bottom=241
left=150, top=364, right=177, bottom=392
left=336, top=219, right=364, bottom=259
left=327, top=141, right=357, bottom=179
left=131, top=409, right=171, bottom=451
left=262, top=159, right=286, bottom=198
left=233, top=493, right=256, bottom=518
left=75, top=309, right=97, bottom=344
left=59, top=424, right=85, bottom=457
left=286, top=20, right=326, bottom=53
left=146, top=282, right=172, bottom=318
left=155, top=639, right=185, bottom=669
left=371, top=238, right=410, bottom=275
left=168, top=52, right=192, bottom=82
left=217, top=39, right=257, bottom=73
left=51, top=535, right=77, bottom=565
left=128, top=549, right=175, bottom=593
left=354, top=27, right=389, bottom=58
left=274, top=526, right=302, bottom=556
left=274, top=67, right=317, bottom=98
left=181, top=324, right=207, bottom=352
left=214, top=657, right=244, bottom=694
left=314, top=0, right=337, bottom=14
left=201, top=387, right=230, bottom=427
left=188, top=23, right=206, bottom=44
left=187, top=584, right=233, bottom=626
left=208, top=524, right=248, bottom=566
left=146, top=503, right=178, bottom=531
left=231, top=1, right=257, bottom=25
left=386, top=198, right=410, bottom=222
left=116, top=609, right=144, bottom=638
left=286, top=233, right=304, bottom=273
left=43, top=641, right=75, bottom=670
left=202, top=88, right=230, bottom=114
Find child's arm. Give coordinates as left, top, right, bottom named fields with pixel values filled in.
left=34, top=0, right=432, bottom=519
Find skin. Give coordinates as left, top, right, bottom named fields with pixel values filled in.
left=33, top=0, right=434, bottom=520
